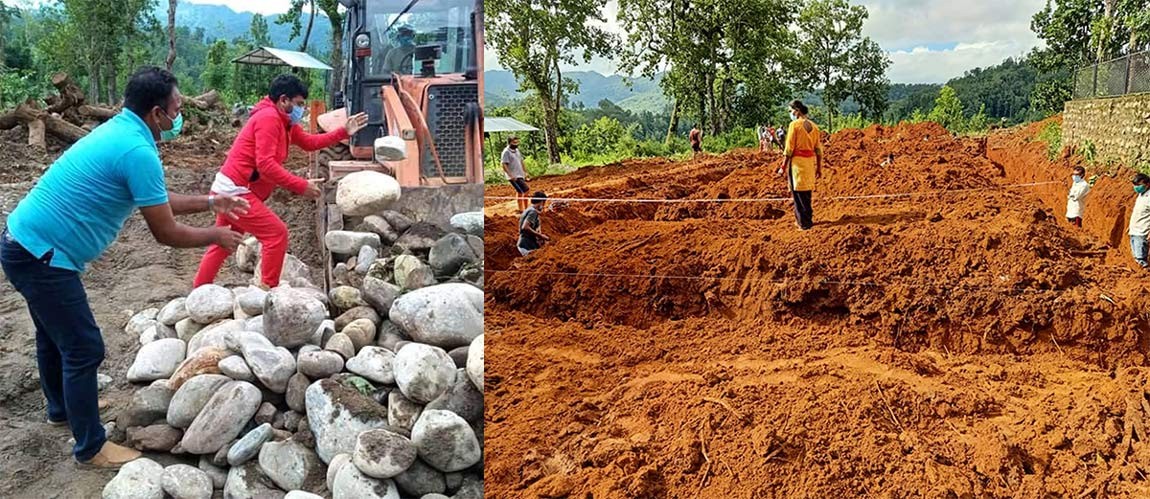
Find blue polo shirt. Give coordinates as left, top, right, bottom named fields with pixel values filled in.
left=6, top=109, right=169, bottom=271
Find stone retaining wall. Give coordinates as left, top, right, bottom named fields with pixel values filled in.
left=1063, top=93, right=1150, bottom=166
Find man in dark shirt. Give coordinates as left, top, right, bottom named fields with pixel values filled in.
left=689, top=124, right=702, bottom=158
left=518, top=192, right=550, bottom=256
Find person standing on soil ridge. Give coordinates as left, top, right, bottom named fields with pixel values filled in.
left=1129, top=173, right=1150, bottom=269
left=0, top=66, right=250, bottom=468
left=1066, top=166, right=1090, bottom=228
left=192, top=74, right=369, bottom=290
left=781, top=100, right=823, bottom=231
left=689, top=124, right=703, bottom=158
left=518, top=191, right=550, bottom=256
left=502, top=136, right=531, bottom=212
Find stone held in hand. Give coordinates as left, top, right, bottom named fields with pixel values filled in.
left=345, top=346, right=397, bottom=385
left=263, top=287, right=327, bottom=348
left=325, top=230, right=382, bottom=256
left=393, top=343, right=456, bottom=404
left=179, top=380, right=263, bottom=454
left=466, top=334, right=483, bottom=392
left=103, top=457, right=165, bottom=499
left=235, top=237, right=260, bottom=273
left=126, top=338, right=187, bottom=383
left=352, top=428, right=418, bottom=479
left=185, top=285, right=235, bottom=324
left=389, top=284, right=483, bottom=349
left=161, top=464, right=213, bottom=499
left=410, top=409, right=482, bottom=473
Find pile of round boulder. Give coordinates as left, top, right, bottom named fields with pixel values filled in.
left=104, top=171, right=486, bottom=499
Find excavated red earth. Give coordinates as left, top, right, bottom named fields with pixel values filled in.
left=485, top=119, right=1150, bottom=498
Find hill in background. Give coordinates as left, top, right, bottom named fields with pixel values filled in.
left=154, top=2, right=333, bottom=55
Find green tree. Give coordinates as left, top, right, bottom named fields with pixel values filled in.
left=203, top=39, right=230, bottom=92
left=0, top=2, right=21, bottom=67
left=928, top=85, right=964, bottom=132
left=276, top=0, right=318, bottom=51
left=316, top=0, right=343, bottom=100
left=54, top=0, right=158, bottom=104
left=249, top=14, right=271, bottom=47
left=967, top=103, right=989, bottom=132
left=572, top=116, right=631, bottom=157
left=486, top=0, right=616, bottom=163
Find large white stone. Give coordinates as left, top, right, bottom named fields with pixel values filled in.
left=258, top=439, right=326, bottom=493
left=336, top=170, right=401, bottom=217
left=352, top=429, right=417, bottom=479
left=180, top=381, right=262, bottom=454
left=449, top=211, right=483, bottom=237
left=103, top=458, right=164, bottom=499
left=393, top=344, right=455, bottom=404
left=332, top=462, right=400, bottom=499
left=389, top=284, right=483, bottom=349
left=410, top=410, right=482, bottom=472
left=305, top=379, right=391, bottom=463
left=158, top=298, right=190, bottom=326
left=186, top=285, right=235, bottom=324
left=127, top=338, right=187, bottom=383
left=325, top=230, right=382, bottom=256
left=466, top=334, right=483, bottom=392
left=263, top=288, right=327, bottom=348
left=161, top=464, right=213, bottom=499
left=345, top=346, right=396, bottom=385
left=167, top=374, right=232, bottom=429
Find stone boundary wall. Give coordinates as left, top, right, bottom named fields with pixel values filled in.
left=1063, top=93, right=1150, bottom=166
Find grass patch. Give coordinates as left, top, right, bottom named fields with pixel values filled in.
left=1036, top=121, right=1062, bottom=161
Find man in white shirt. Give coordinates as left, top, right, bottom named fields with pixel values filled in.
left=1066, top=166, right=1090, bottom=228
left=501, top=136, right=530, bottom=212
left=1129, top=173, right=1150, bottom=268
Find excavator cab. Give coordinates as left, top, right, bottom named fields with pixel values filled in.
left=319, top=0, right=483, bottom=187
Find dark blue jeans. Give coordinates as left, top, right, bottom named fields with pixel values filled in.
left=0, top=229, right=106, bottom=461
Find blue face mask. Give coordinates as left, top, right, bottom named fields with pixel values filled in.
left=399, top=35, right=414, bottom=46
left=159, top=111, right=183, bottom=141
left=1072, top=174, right=1083, bottom=182
left=290, top=105, right=305, bottom=126
left=1136, top=185, right=1148, bottom=195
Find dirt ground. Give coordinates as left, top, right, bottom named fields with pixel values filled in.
left=484, top=119, right=1150, bottom=498
left=0, top=127, right=322, bottom=498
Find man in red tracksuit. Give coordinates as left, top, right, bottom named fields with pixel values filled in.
left=193, top=74, right=368, bottom=289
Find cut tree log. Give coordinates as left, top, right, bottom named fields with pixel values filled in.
left=45, top=72, right=86, bottom=114
left=2, top=100, right=89, bottom=143
left=78, top=105, right=118, bottom=121
left=27, top=119, right=46, bottom=150
left=186, top=89, right=221, bottom=111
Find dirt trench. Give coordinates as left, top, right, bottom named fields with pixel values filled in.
left=484, top=119, right=1150, bottom=498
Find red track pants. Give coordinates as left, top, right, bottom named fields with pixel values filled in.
left=193, top=193, right=289, bottom=289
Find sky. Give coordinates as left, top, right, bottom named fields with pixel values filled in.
left=483, top=0, right=1048, bottom=84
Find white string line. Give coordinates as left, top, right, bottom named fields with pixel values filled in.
left=483, top=181, right=1061, bottom=204
left=485, top=268, right=1079, bottom=295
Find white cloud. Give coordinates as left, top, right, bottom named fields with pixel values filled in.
left=887, top=40, right=1033, bottom=83
left=185, top=0, right=299, bottom=15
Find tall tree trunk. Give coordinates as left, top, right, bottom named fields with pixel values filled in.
left=327, top=15, right=344, bottom=101
left=665, top=98, right=680, bottom=146
left=106, top=64, right=118, bottom=105
left=301, top=0, right=316, bottom=51
left=166, top=0, right=178, bottom=70
left=706, top=71, right=717, bottom=136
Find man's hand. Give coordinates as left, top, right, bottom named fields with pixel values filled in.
left=345, top=112, right=368, bottom=136
left=212, top=195, right=250, bottom=220
left=303, top=179, right=324, bottom=199
left=212, top=227, right=244, bottom=251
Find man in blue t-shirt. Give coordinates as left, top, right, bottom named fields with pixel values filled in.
left=0, top=66, right=248, bottom=468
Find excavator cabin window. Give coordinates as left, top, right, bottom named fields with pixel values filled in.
left=366, top=0, right=475, bottom=79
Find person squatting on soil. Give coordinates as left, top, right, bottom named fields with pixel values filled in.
left=1129, top=173, right=1150, bottom=269
left=502, top=136, right=531, bottom=212
left=1066, top=166, right=1090, bottom=228
left=689, top=124, right=703, bottom=158
left=782, top=100, right=823, bottom=231
left=0, top=66, right=250, bottom=468
left=518, top=192, right=550, bottom=256
left=193, top=74, right=369, bottom=289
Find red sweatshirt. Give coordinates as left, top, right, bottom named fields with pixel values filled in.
left=220, top=97, right=349, bottom=200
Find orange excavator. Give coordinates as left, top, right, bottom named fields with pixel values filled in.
left=316, top=0, right=484, bottom=187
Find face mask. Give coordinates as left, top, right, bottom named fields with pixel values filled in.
left=790, top=110, right=798, bottom=120
left=1072, top=175, right=1083, bottom=182
left=159, top=111, right=183, bottom=141
left=290, top=105, right=305, bottom=125
left=399, top=35, right=414, bottom=46
left=1137, top=185, right=1148, bottom=195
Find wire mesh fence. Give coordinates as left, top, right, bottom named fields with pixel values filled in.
left=1073, top=51, right=1150, bottom=99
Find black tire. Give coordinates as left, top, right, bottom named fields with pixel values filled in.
left=318, top=142, right=352, bottom=179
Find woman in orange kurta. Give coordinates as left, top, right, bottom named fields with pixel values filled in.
left=782, top=100, right=823, bottom=230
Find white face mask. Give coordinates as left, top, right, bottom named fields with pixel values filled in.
left=790, top=110, right=798, bottom=121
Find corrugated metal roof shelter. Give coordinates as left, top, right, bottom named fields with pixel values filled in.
left=232, top=47, right=333, bottom=70
left=484, top=117, right=538, bottom=133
